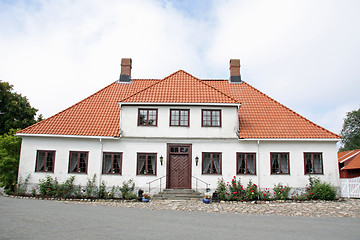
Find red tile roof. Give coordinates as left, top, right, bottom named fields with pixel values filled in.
left=18, top=70, right=341, bottom=139
left=338, top=150, right=360, bottom=169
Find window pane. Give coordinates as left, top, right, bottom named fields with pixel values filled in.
left=139, top=110, right=147, bottom=125
left=304, top=154, right=312, bottom=173
left=113, top=154, right=121, bottom=174
left=238, top=154, right=246, bottom=174
left=104, top=155, right=112, bottom=173
left=148, top=110, right=157, bottom=125
left=313, top=154, right=322, bottom=173
left=70, top=153, right=78, bottom=172
left=79, top=153, right=87, bottom=173
left=46, top=152, right=54, bottom=171
left=180, top=147, right=188, bottom=153
left=37, top=152, right=46, bottom=171
left=212, top=154, right=220, bottom=173
left=280, top=154, right=288, bottom=173
left=180, top=110, right=188, bottom=126
left=203, top=153, right=211, bottom=173
left=271, top=154, right=279, bottom=173
left=203, top=111, right=211, bottom=126
left=212, top=111, right=220, bottom=126
left=138, top=155, right=146, bottom=174
left=171, top=110, right=179, bottom=125
left=247, top=154, right=255, bottom=174
left=147, top=155, right=156, bottom=174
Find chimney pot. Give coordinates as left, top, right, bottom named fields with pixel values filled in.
left=229, top=59, right=242, bottom=83
left=119, top=58, right=132, bottom=83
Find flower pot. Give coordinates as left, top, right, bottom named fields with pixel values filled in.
left=203, top=198, right=210, bottom=204
left=142, top=198, right=149, bottom=202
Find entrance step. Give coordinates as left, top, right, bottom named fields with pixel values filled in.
left=152, top=189, right=204, bottom=200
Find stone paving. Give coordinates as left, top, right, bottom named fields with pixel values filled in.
left=6, top=194, right=360, bottom=218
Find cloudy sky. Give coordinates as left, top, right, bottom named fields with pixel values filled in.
left=1, top=0, right=359, bottom=136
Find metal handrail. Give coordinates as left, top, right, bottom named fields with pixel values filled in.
left=146, top=176, right=165, bottom=194
left=192, top=176, right=210, bottom=192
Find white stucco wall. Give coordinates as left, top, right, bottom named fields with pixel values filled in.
left=18, top=135, right=340, bottom=195
left=119, top=105, right=239, bottom=139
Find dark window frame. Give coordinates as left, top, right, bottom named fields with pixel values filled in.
left=68, top=151, right=89, bottom=174
left=236, top=152, right=256, bottom=175
left=102, top=152, right=123, bottom=175
left=270, top=152, right=290, bottom=175
left=138, top=108, right=158, bottom=126
left=137, top=153, right=157, bottom=175
left=304, top=152, right=323, bottom=175
left=202, top=152, right=222, bottom=174
left=201, top=109, right=221, bottom=127
left=35, top=150, right=56, bottom=173
left=169, top=109, right=190, bottom=127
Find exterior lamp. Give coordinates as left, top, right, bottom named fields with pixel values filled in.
left=195, top=156, right=199, bottom=166
left=160, top=155, right=163, bottom=166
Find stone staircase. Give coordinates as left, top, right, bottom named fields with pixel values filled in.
left=152, top=189, right=204, bottom=200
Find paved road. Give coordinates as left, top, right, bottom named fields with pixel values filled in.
left=0, top=195, right=359, bottom=240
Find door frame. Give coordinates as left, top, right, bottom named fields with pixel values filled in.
left=166, top=143, right=192, bottom=189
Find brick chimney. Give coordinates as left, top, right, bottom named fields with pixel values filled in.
left=229, top=59, right=242, bottom=83
left=118, top=58, right=132, bottom=83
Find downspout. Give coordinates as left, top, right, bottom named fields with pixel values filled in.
left=257, top=140, right=260, bottom=199
left=99, top=138, right=103, bottom=187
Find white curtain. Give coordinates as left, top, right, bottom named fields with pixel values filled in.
left=203, top=154, right=211, bottom=173
left=247, top=158, right=255, bottom=174
left=70, top=154, right=78, bottom=172
left=151, top=156, right=155, bottom=174
left=104, top=157, right=111, bottom=173
left=37, top=153, right=45, bottom=171
left=314, top=156, right=321, bottom=173
left=213, top=155, right=220, bottom=173
left=138, top=158, right=146, bottom=174
left=280, top=155, right=288, bottom=173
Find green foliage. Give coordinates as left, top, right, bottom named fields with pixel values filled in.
left=306, top=176, right=337, bottom=200
left=16, top=174, right=30, bottom=195
left=85, top=174, right=98, bottom=198
left=56, top=176, right=75, bottom=198
left=39, top=175, right=59, bottom=197
left=0, top=81, right=38, bottom=135
left=340, top=108, right=360, bottom=151
left=259, top=189, right=271, bottom=201
left=227, top=176, right=244, bottom=201
left=107, top=185, right=118, bottom=199
left=216, top=178, right=228, bottom=201
left=31, top=187, right=37, bottom=197
left=244, top=180, right=258, bottom=201
left=273, top=183, right=291, bottom=200
left=98, top=181, right=107, bottom=199
left=0, top=129, right=22, bottom=192
left=119, top=179, right=135, bottom=199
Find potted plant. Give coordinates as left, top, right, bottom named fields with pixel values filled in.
left=142, top=193, right=151, bottom=202
left=203, top=193, right=212, bottom=204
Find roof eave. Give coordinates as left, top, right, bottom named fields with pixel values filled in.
left=16, top=133, right=120, bottom=140
left=238, top=138, right=340, bottom=142
left=118, top=102, right=241, bottom=107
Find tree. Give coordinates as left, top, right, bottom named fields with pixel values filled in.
left=0, top=129, right=22, bottom=193
left=340, top=108, right=360, bottom=151
left=0, top=81, right=38, bottom=135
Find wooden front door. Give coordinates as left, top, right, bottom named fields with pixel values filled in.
left=167, top=144, right=191, bottom=189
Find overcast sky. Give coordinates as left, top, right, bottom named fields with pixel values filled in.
left=1, top=0, right=359, bottom=136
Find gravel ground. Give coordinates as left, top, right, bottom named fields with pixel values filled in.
left=5, top=194, right=360, bottom=218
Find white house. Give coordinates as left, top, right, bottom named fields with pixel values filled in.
left=17, top=58, right=341, bottom=194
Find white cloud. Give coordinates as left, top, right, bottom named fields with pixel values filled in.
left=0, top=0, right=359, bottom=136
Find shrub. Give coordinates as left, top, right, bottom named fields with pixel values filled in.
left=16, top=174, right=30, bottom=195
left=98, top=181, right=107, bottom=199
left=107, top=186, right=118, bottom=199
left=273, top=183, right=291, bottom=200
left=85, top=174, right=97, bottom=198
left=227, top=176, right=244, bottom=201
left=119, top=179, right=135, bottom=199
left=55, top=176, right=75, bottom=198
left=38, top=175, right=59, bottom=197
left=216, top=178, right=227, bottom=201
left=306, top=176, right=336, bottom=200
left=260, top=189, right=271, bottom=201
left=244, top=180, right=258, bottom=201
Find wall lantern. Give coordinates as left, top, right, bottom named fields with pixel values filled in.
left=160, top=155, right=164, bottom=166
left=195, top=156, right=199, bottom=166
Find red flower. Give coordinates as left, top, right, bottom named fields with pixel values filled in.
left=305, top=194, right=307, bottom=196
left=233, top=176, right=236, bottom=179
left=282, top=189, right=285, bottom=192
left=234, top=196, right=237, bottom=199
left=254, top=184, right=257, bottom=187
left=308, top=188, right=310, bottom=190
left=246, top=197, right=248, bottom=199
left=263, top=193, right=266, bottom=196
left=310, top=193, right=313, bottom=195
left=233, top=192, right=236, bottom=194
left=251, top=190, right=253, bottom=192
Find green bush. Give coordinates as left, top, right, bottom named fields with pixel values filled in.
left=39, top=175, right=59, bottom=197
left=259, top=188, right=271, bottom=200
left=119, top=179, right=135, bottom=199
left=306, top=176, right=337, bottom=200
left=244, top=180, right=258, bottom=201
left=85, top=174, right=98, bottom=198
left=216, top=178, right=227, bottom=201
left=273, top=183, right=291, bottom=200
left=16, top=174, right=30, bottom=195
left=227, top=176, right=244, bottom=201
left=98, top=181, right=107, bottom=199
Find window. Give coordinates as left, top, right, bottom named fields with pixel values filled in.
left=68, top=151, right=88, bottom=173
left=304, top=153, right=323, bottom=174
left=103, top=152, right=122, bottom=174
left=271, top=153, right=289, bottom=174
left=138, top=109, right=158, bottom=126
left=237, top=153, right=256, bottom=175
left=202, top=109, right=221, bottom=127
left=170, top=109, right=189, bottom=127
left=137, top=153, right=156, bottom=175
left=202, top=152, right=222, bottom=174
left=35, top=150, right=55, bottom=172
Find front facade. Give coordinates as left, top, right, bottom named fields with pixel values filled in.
left=17, top=59, right=341, bottom=193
